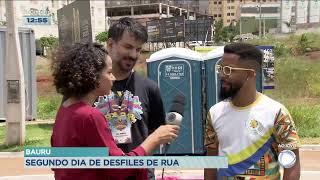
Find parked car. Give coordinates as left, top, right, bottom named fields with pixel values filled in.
left=188, top=41, right=202, bottom=47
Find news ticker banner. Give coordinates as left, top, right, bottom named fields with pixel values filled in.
left=24, top=147, right=227, bottom=169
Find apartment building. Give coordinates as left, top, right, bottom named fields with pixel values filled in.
left=207, top=0, right=240, bottom=27
left=240, top=0, right=279, bottom=4
left=206, top=0, right=280, bottom=27
left=241, top=0, right=320, bottom=33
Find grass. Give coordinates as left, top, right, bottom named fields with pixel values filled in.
left=265, top=57, right=320, bottom=99
left=263, top=56, right=320, bottom=139
left=300, top=137, right=320, bottom=144
left=247, top=33, right=320, bottom=140
left=0, top=123, right=318, bottom=153
left=0, top=124, right=53, bottom=152
left=287, top=105, right=320, bottom=138
left=37, top=95, right=61, bottom=120
left=258, top=34, right=320, bottom=139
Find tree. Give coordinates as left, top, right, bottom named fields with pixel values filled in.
left=213, top=20, right=224, bottom=44
left=95, top=31, right=109, bottom=44
left=222, top=25, right=237, bottom=42
left=0, top=21, right=6, bottom=26
left=39, top=36, right=58, bottom=49
left=38, top=35, right=58, bottom=57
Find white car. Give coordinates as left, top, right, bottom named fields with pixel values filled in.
left=188, top=41, right=202, bottom=47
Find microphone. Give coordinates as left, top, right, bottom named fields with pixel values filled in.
left=163, top=95, right=186, bottom=154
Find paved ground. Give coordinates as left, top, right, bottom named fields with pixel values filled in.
left=0, top=146, right=319, bottom=179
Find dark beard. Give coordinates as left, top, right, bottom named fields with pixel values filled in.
left=117, top=57, right=137, bottom=72
left=219, top=82, right=239, bottom=101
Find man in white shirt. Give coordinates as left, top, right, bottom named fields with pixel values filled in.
left=204, top=43, right=301, bottom=180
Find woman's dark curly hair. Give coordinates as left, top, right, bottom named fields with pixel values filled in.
left=51, top=42, right=107, bottom=98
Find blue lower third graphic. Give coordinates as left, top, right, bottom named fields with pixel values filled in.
left=24, top=147, right=227, bottom=169
left=24, top=156, right=227, bottom=169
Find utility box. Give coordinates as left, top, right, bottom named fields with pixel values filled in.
left=147, top=48, right=205, bottom=155
left=0, top=27, right=37, bottom=121
left=203, top=46, right=263, bottom=110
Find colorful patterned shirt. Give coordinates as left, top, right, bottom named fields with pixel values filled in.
left=205, top=93, right=300, bottom=180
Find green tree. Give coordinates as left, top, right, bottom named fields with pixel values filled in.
left=222, top=25, right=237, bottom=42
left=0, top=21, right=6, bottom=26
left=95, top=31, right=109, bottom=44
left=38, top=35, right=58, bottom=57
left=214, top=20, right=237, bottom=44
left=39, top=36, right=58, bottom=50
left=213, top=20, right=224, bottom=44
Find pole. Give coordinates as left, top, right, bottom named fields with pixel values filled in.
left=187, top=3, right=190, bottom=20
left=167, top=0, right=170, bottom=17
left=240, top=17, right=242, bottom=35
left=5, top=0, right=26, bottom=145
left=259, top=1, right=262, bottom=39
left=239, top=4, right=242, bottom=36
left=263, top=15, right=266, bottom=38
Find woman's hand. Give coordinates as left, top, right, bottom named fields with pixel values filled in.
left=150, top=125, right=180, bottom=144
left=141, top=125, right=180, bottom=154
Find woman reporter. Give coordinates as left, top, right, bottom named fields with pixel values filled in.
left=51, top=43, right=179, bottom=180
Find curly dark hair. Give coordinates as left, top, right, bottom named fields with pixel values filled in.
left=51, top=42, right=107, bottom=98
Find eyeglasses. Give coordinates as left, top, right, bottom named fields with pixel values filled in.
left=215, top=64, right=256, bottom=76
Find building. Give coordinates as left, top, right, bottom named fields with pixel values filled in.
left=105, top=0, right=200, bottom=15
left=174, top=0, right=200, bottom=13
left=205, top=0, right=281, bottom=27
left=105, top=0, right=202, bottom=27
left=240, top=1, right=281, bottom=35
left=0, top=0, right=105, bottom=40
left=240, top=0, right=280, bottom=4
left=295, top=0, right=320, bottom=29
left=206, top=0, right=240, bottom=27
left=240, top=0, right=320, bottom=34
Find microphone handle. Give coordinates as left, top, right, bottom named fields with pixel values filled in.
left=163, top=143, right=170, bottom=155
left=163, top=112, right=183, bottom=154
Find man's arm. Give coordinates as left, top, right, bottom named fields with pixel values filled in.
left=204, top=111, right=219, bottom=180
left=274, top=106, right=301, bottom=180
left=283, top=149, right=300, bottom=180
left=204, top=147, right=218, bottom=180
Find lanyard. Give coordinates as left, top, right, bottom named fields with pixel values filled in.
left=112, top=71, right=134, bottom=107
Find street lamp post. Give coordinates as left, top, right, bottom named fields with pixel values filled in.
left=239, top=4, right=242, bottom=36
left=258, top=1, right=262, bottom=39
